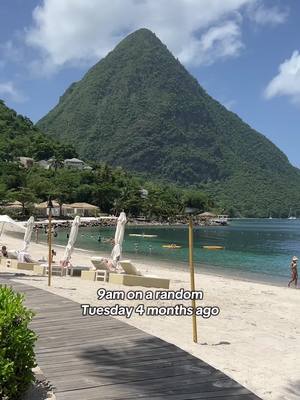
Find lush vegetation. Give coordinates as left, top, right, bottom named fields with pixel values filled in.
left=0, top=100, right=211, bottom=219
left=0, top=286, right=37, bottom=399
left=37, top=28, right=300, bottom=218
left=0, top=100, right=76, bottom=163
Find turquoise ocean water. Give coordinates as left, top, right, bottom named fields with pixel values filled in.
left=48, top=219, right=300, bottom=285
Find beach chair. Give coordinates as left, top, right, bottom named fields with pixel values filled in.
left=42, top=263, right=67, bottom=277
left=67, top=265, right=91, bottom=277
left=109, top=260, right=170, bottom=289
left=81, top=257, right=112, bottom=282
left=119, top=260, right=142, bottom=275
left=0, top=255, right=36, bottom=271
left=1, top=257, right=18, bottom=269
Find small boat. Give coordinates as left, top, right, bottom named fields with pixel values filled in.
left=129, top=234, right=158, bottom=238
left=211, top=215, right=229, bottom=225
left=202, top=245, right=224, bottom=250
left=162, top=244, right=182, bottom=249
left=288, top=207, right=296, bottom=220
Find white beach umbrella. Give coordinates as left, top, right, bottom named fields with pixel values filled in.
left=0, top=215, right=25, bottom=238
left=111, top=212, right=127, bottom=264
left=20, top=216, right=35, bottom=253
left=61, top=216, right=81, bottom=266
left=17, top=216, right=35, bottom=262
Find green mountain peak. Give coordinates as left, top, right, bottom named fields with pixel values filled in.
left=36, top=29, right=300, bottom=216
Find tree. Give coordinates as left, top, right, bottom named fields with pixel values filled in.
left=9, top=187, right=37, bottom=216
left=183, top=190, right=210, bottom=213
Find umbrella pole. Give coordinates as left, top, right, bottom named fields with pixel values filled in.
left=48, top=210, right=52, bottom=287
left=188, top=215, right=198, bottom=343
left=0, top=223, right=4, bottom=239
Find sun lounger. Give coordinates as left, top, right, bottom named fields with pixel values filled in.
left=0, top=257, right=36, bottom=271
left=119, top=260, right=142, bottom=275
left=45, top=264, right=89, bottom=277
left=1, top=257, right=18, bottom=268
left=81, top=269, right=109, bottom=282
left=68, top=265, right=91, bottom=277
left=90, top=257, right=114, bottom=271
left=111, top=260, right=170, bottom=289
left=81, top=257, right=113, bottom=282
left=109, top=272, right=170, bottom=289
left=41, top=263, right=67, bottom=277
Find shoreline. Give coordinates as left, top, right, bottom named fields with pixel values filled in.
left=41, top=238, right=289, bottom=288
left=4, top=229, right=291, bottom=288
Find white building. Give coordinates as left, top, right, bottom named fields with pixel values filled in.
left=19, top=157, right=34, bottom=168
left=64, top=158, right=85, bottom=170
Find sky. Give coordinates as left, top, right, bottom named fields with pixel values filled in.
left=1, top=0, right=300, bottom=166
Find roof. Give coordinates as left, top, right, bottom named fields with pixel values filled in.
left=5, top=201, right=23, bottom=209
left=64, top=158, right=84, bottom=163
left=68, top=202, right=99, bottom=210
left=35, top=201, right=60, bottom=209
left=19, top=157, right=34, bottom=161
left=199, top=212, right=216, bottom=218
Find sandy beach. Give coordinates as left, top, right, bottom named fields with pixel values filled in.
left=1, top=232, right=299, bottom=400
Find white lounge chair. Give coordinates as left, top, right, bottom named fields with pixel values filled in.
left=110, top=260, right=170, bottom=289
left=81, top=257, right=114, bottom=282
left=119, top=260, right=142, bottom=275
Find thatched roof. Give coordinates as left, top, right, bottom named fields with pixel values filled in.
left=68, top=202, right=99, bottom=210
left=199, top=212, right=216, bottom=218
left=35, top=201, right=60, bottom=209
left=5, top=201, right=23, bottom=209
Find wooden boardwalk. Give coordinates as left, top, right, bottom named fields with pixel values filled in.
left=0, top=275, right=261, bottom=400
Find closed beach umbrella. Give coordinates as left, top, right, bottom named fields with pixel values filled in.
left=61, top=216, right=81, bottom=266
left=111, top=212, right=127, bottom=264
left=0, top=215, right=25, bottom=238
left=17, top=216, right=35, bottom=262
left=20, top=216, right=35, bottom=252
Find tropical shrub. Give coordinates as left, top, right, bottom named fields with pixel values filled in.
left=0, top=286, right=37, bottom=399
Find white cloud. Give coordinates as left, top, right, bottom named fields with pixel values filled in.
left=248, top=3, right=288, bottom=26
left=0, top=81, right=27, bottom=103
left=265, top=51, right=300, bottom=105
left=25, top=0, right=259, bottom=73
left=1, top=40, right=24, bottom=63
left=223, top=99, right=237, bottom=110
left=188, top=21, right=243, bottom=65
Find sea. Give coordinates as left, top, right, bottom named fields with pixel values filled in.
left=47, top=218, right=300, bottom=286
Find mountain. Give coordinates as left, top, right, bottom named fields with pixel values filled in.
left=0, top=100, right=76, bottom=162
left=37, top=28, right=300, bottom=217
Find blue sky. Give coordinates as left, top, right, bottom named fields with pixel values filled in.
left=1, top=0, right=300, bottom=167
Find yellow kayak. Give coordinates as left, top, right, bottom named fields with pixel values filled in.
left=202, top=245, right=224, bottom=250
left=162, top=244, right=182, bottom=249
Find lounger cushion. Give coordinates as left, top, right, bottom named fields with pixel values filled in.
left=119, top=260, right=142, bottom=275
left=109, top=273, right=170, bottom=289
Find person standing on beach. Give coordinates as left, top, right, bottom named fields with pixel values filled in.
left=1, top=245, right=8, bottom=258
left=288, top=256, right=298, bottom=288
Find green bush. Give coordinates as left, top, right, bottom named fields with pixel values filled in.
left=0, top=286, right=37, bottom=399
